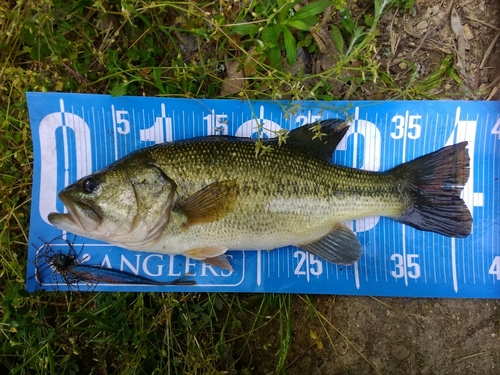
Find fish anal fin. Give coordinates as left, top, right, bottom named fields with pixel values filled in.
left=176, top=180, right=239, bottom=226
left=185, top=246, right=233, bottom=271
left=297, top=223, right=362, bottom=265
left=286, top=119, right=349, bottom=162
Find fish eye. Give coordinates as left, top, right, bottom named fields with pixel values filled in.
left=82, top=177, right=98, bottom=193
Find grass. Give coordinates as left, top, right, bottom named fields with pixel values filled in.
left=0, top=0, right=481, bottom=373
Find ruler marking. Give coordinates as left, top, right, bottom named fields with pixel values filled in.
left=277, top=248, right=280, bottom=278
left=306, top=249, right=310, bottom=283
left=368, top=111, right=375, bottom=282
left=468, top=111, right=476, bottom=285
left=492, top=113, right=498, bottom=284
left=444, top=236, right=448, bottom=284
left=483, top=113, right=500, bottom=285
left=422, top=111, right=433, bottom=284
left=97, top=107, right=103, bottom=167
left=353, top=108, right=359, bottom=169
left=256, top=250, right=262, bottom=286
left=451, top=107, right=458, bottom=293
left=192, top=110, right=195, bottom=136
left=182, top=111, right=185, bottom=139
left=354, top=263, right=360, bottom=289
left=402, top=110, right=408, bottom=287
left=387, top=112, right=395, bottom=283
left=161, top=103, right=167, bottom=141
left=59, top=99, right=69, bottom=188
left=151, top=109, right=156, bottom=146
left=452, top=237, right=458, bottom=293
left=410, top=113, right=416, bottom=284
left=83, top=106, right=88, bottom=171
left=111, top=105, right=118, bottom=160
left=91, top=107, right=95, bottom=173
left=131, top=108, right=136, bottom=151
left=492, top=112, right=498, bottom=284
left=480, top=114, right=486, bottom=283
left=383, top=219, right=387, bottom=282
left=267, top=251, right=271, bottom=279
left=287, top=248, right=290, bottom=279
left=100, top=107, right=106, bottom=167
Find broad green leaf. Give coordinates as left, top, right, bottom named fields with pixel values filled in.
left=293, top=0, right=331, bottom=20
left=231, top=24, right=260, bottom=37
left=331, top=25, right=344, bottom=53
left=282, top=27, right=297, bottom=66
left=364, top=14, right=374, bottom=27
left=269, top=46, right=282, bottom=68
left=341, top=9, right=356, bottom=34
left=110, top=82, right=129, bottom=97
left=46, top=327, right=55, bottom=342
left=285, top=17, right=319, bottom=31
left=262, top=25, right=283, bottom=42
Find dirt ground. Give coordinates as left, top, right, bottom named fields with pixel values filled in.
left=258, top=296, right=500, bottom=374
left=239, top=0, right=500, bottom=374
left=223, top=295, right=500, bottom=374
left=373, top=0, right=500, bottom=101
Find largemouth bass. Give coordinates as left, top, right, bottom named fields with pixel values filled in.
left=48, top=120, right=472, bottom=270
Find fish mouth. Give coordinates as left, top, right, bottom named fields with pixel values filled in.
left=48, top=193, right=102, bottom=234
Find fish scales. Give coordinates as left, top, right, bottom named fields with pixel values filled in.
left=141, top=138, right=406, bottom=250
left=149, top=137, right=406, bottom=212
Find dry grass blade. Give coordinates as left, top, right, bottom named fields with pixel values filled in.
left=454, top=352, right=487, bottom=363
left=480, top=30, right=500, bottom=69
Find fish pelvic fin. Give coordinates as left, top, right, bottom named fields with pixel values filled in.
left=185, top=246, right=233, bottom=271
left=176, top=180, right=239, bottom=226
left=297, top=223, right=362, bottom=265
left=286, top=119, right=349, bottom=162
left=203, top=255, right=234, bottom=271
left=389, top=142, right=472, bottom=238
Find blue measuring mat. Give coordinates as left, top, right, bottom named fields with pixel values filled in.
left=26, top=93, right=500, bottom=297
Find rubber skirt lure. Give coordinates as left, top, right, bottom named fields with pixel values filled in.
left=34, top=236, right=195, bottom=289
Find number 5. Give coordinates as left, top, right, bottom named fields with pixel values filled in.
left=114, top=109, right=130, bottom=135
left=406, top=254, right=421, bottom=279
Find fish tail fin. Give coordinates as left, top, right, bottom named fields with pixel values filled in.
left=389, top=142, right=472, bottom=238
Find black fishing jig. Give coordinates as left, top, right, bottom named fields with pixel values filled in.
left=33, top=236, right=196, bottom=290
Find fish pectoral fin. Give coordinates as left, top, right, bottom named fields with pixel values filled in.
left=296, top=223, right=362, bottom=265
left=176, top=180, right=239, bottom=226
left=286, top=119, right=349, bottom=162
left=185, top=246, right=233, bottom=271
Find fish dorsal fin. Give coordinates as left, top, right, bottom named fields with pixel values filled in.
left=296, top=223, right=362, bottom=265
left=175, top=180, right=239, bottom=226
left=286, top=119, right=349, bottom=162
